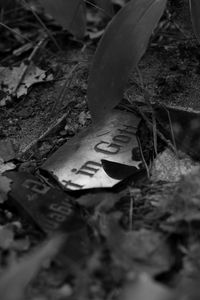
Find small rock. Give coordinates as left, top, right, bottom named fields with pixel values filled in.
left=78, top=111, right=91, bottom=126
left=64, top=124, right=78, bottom=136
left=57, top=284, right=73, bottom=297
left=59, top=130, right=68, bottom=137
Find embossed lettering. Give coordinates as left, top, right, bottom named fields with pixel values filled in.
left=23, top=179, right=50, bottom=195
left=76, top=161, right=101, bottom=177
left=118, top=124, right=137, bottom=135
left=43, top=218, right=58, bottom=231
left=49, top=212, right=66, bottom=222
left=113, top=135, right=131, bottom=144
left=50, top=203, right=72, bottom=216
left=94, top=141, right=121, bottom=154
left=63, top=180, right=84, bottom=190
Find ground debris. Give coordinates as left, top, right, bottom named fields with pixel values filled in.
left=98, top=213, right=172, bottom=276
left=151, top=148, right=198, bottom=182
left=0, top=175, right=12, bottom=203
left=0, top=234, right=65, bottom=300
left=119, top=273, right=174, bottom=300
left=0, top=63, right=53, bottom=105
left=0, top=139, right=16, bottom=162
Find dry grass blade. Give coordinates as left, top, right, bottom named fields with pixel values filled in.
left=0, top=22, right=31, bottom=43
left=13, top=36, right=48, bottom=96
left=22, top=0, right=61, bottom=51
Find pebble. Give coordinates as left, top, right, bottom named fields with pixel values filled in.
left=57, top=284, right=73, bottom=297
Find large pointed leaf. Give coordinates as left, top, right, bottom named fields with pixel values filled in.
left=189, top=0, right=200, bottom=42
left=87, top=0, right=167, bottom=122
left=39, top=0, right=86, bottom=38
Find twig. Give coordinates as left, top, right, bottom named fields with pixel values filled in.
left=137, top=136, right=150, bottom=179
left=22, top=0, right=61, bottom=51
left=13, top=36, right=47, bottom=96
left=136, top=66, right=158, bottom=155
left=0, top=22, right=32, bottom=43
left=49, top=63, right=82, bottom=119
left=121, top=102, right=176, bottom=153
left=84, top=0, right=112, bottom=17
left=129, top=192, right=134, bottom=231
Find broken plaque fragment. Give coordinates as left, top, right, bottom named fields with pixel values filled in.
left=6, top=172, right=85, bottom=233
left=41, top=110, right=141, bottom=190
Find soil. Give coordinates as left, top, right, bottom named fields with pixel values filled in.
left=1, top=1, right=200, bottom=299
left=1, top=1, right=200, bottom=158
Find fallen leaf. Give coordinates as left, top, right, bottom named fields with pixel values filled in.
left=151, top=148, right=198, bottom=182
left=39, top=0, right=86, bottom=38
left=87, top=0, right=167, bottom=122
left=78, top=111, right=91, bottom=126
left=0, top=63, right=53, bottom=103
left=161, top=167, right=200, bottom=229
left=0, top=139, right=16, bottom=162
left=101, top=213, right=172, bottom=275
left=0, top=161, right=16, bottom=174
left=119, top=273, right=173, bottom=300
left=177, top=242, right=200, bottom=300
left=0, top=175, right=12, bottom=203
left=163, top=167, right=200, bottom=213
left=87, top=29, right=105, bottom=40
left=0, top=234, right=65, bottom=300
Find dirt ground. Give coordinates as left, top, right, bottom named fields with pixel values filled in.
left=1, top=1, right=200, bottom=159
left=1, top=1, right=200, bottom=300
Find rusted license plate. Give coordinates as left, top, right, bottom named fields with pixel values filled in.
left=41, top=110, right=141, bottom=190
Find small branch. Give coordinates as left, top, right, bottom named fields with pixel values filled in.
left=22, top=0, right=61, bottom=51
left=13, top=36, right=47, bottom=96
left=0, top=22, right=32, bottom=43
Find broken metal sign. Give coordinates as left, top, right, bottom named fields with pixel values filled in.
left=41, top=110, right=142, bottom=190
left=6, top=172, right=85, bottom=233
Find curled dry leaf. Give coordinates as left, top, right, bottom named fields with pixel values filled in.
left=119, top=273, right=173, bottom=300
left=0, top=139, right=16, bottom=162
left=101, top=213, right=172, bottom=275
left=177, top=242, right=200, bottom=299
left=88, top=0, right=167, bottom=122
left=0, top=234, right=65, bottom=300
left=150, top=148, right=198, bottom=183
left=0, top=161, right=16, bottom=175
left=161, top=167, right=200, bottom=227
left=0, top=63, right=53, bottom=105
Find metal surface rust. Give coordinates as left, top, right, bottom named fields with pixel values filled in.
left=41, top=109, right=141, bottom=190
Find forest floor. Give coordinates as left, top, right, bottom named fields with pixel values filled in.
left=1, top=1, right=200, bottom=300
